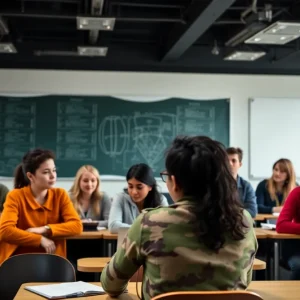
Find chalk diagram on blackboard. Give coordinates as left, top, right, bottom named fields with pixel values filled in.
left=98, top=112, right=176, bottom=171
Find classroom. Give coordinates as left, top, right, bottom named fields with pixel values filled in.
left=1, top=1, right=300, bottom=300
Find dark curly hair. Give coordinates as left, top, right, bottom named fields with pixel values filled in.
left=165, top=136, right=247, bottom=251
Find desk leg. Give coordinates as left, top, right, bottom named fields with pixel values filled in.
left=274, top=241, right=279, bottom=280
left=108, top=241, right=112, bottom=257
left=265, top=239, right=272, bottom=280
left=94, top=272, right=100, bottom=281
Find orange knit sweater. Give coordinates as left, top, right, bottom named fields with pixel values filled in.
left=0, top=186, right=83, bottom=264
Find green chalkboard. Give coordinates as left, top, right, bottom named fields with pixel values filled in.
left=0, top=96, right=229, bottom=177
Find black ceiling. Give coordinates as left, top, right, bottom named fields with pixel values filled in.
left=1, top=0, right=300, bottom=75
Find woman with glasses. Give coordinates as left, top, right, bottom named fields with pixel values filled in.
left=108, top=163, right=168, bottom=233
left=101, top=136, right=257, bottom=300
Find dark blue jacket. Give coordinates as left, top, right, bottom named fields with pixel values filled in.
left=256, top=179, right=283, bottom=214
left=237, top=176, right=257, bottom=218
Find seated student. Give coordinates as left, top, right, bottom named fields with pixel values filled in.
left=69, top=165, right=111, bottom=228
left=0, top=148, right=82, bottom=264
left=226, top=147, right=257, bottom=218
left=256, top=158, right=296, bottom=214
left=101, top=136, right=258, bottom=299
left=276, top=187, right=300, bottom=279
left=108, top=163, right=168, bottom=234
left=0, top=182, right=9, bottom=216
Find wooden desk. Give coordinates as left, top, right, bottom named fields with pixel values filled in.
left=102, top=230, right=118, bottom=240
left=66, top=231, right=104, bottom=240
left=102, top=230, right=118, bottom=256
left=248, top=281, right=300, bottom=300
left=77, top=257, right=110, bottom=272
left=253, top=258, right=266, bottom=270
left=76, top=257, right=265, bottom=273
left=254, top=228, right=268, bottom=239
left=14, top=281, right=300, bottom=300
left=254, top=214, right=278, bottom=221
left=262, top=230, right=300, bottom=280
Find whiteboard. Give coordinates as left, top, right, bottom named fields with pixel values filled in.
left=249, top=98, right=300, bottom=179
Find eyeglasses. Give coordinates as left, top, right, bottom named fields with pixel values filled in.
left=160, top=172, right=170, bottom=182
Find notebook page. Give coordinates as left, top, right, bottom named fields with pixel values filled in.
left=26, top=281, right=104, bottom=298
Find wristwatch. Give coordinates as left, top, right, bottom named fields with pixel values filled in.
left=44, top=225, right=51, bottom=231
left=44, top=225, right=51, bottom=236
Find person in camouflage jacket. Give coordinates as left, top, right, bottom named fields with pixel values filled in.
left=101, top=136, right=258, bottom=300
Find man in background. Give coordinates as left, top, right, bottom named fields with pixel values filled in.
left=226, top=147, right=257, bottom=218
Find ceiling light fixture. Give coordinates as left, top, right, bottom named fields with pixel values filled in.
left=245, top=21, right=300, bottom=45
left=77, top=46, right=108, bottom=56
left=224, top=51, right=266, bottom=61
left=76, top=17, right=115, bottom=31
left=0, top=43, right=17, bottom=53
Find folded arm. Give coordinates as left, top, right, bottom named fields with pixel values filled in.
left=0, top=192, right=41, bottom=247
left=101, top=215, right=144, bottom=296
left=48, top=191, right=82, bottom=237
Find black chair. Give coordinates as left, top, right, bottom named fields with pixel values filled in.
left=0, top=253, right=76, bottom=300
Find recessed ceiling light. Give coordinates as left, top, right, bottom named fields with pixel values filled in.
left=224, top=51, right=266, bottom=61
left=77, top=46, right=108, bottom=56
left=76, top=17, right=115, bottom=31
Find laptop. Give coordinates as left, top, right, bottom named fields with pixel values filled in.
left=117, top=227, right=129, bottom=249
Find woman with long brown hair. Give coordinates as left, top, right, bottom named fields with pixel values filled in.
left=256, top=158, right=296, bottom=214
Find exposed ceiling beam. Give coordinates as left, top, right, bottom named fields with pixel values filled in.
left=161, top=0, right=236, bottom=61
left=89, top=0, right=105, bottom=44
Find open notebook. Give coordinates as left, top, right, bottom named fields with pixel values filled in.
left=25, top=281, right=105, bottom=299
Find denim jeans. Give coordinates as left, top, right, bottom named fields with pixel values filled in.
left=282, top=240, right=300, bottom=280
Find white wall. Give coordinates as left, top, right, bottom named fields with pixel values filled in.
left=1, top=69, right=300, bottom=195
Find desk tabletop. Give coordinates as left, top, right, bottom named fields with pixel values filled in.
left=263, top=230, right=300, bottom=239
left=254, top=214, right=278, bottom=221
left=248, top=281, right=300, bottom=299
left=67, top=231, right=104, bottom=240
left=14, top=281, right=300, bottom=300
left=64, top=228, right=270, bottom=240
left=254, top=228, right=268, bottom=238
left=102, top=230, right=118, bottom=240
left=77, top=257, right=110, bottom=272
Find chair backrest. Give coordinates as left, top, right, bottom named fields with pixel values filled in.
left=0, top=253, right=76, bottom=300
left=151, top=291, right=263, bottom=300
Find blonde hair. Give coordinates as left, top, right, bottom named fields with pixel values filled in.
left=69, top=165, right=103, bottom=217
left=267, top=158, right=296, bottom=206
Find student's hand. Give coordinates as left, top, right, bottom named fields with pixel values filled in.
left=273, top=206, right=282, bottom=213
left=40, top=236, right=56, bottom=254
left=82, top=218, right=93, bottom=223
left=26, top=226, right=47, bottom=235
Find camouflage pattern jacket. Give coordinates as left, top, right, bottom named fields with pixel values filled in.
left=101, top=198, right=258, bottom=300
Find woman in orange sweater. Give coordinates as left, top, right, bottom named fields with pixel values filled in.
left=0, top=148, right=83, bottom=265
